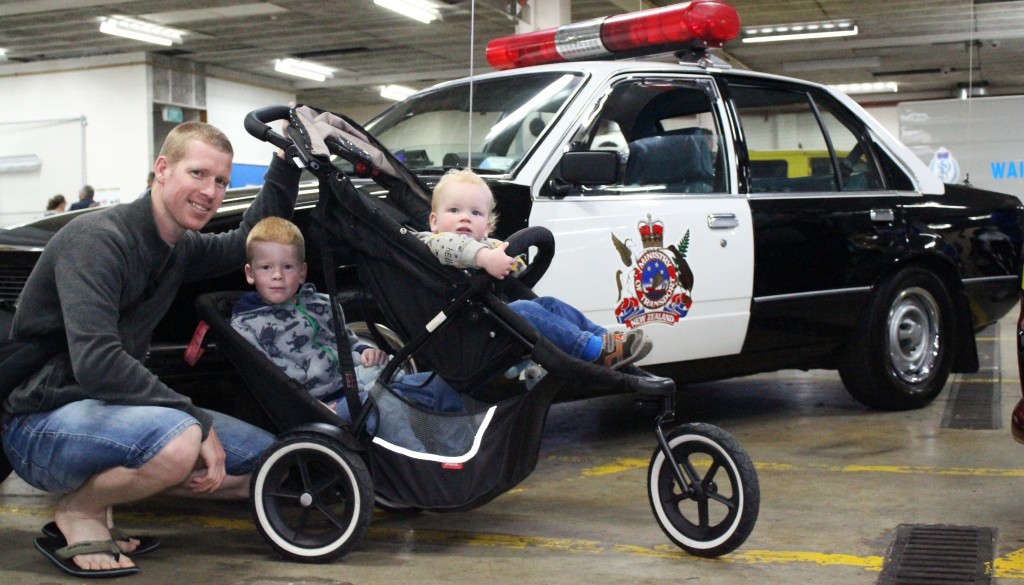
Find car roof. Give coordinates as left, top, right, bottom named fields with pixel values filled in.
left=415, top=57, right=945, bottom=196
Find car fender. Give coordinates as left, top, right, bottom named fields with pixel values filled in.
left=888, top=232, right=979, bottom=373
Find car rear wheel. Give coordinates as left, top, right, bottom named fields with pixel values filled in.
left=839, top=267, right=953, bottom=410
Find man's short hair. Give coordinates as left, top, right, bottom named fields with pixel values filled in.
left=158, top=122, right=233, bottom=166
left=432, top=168, right=498, bottom=231
left=81, top=185, right=94, bottom=199
left=246, top=217, right=306, bottom=264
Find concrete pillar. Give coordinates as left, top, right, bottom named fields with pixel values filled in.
left=515, top=0, right=571, bottom=34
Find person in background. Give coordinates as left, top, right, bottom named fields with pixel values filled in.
left=69, top=185, right=97, bottom=211
left=44, top=194, right=66, bottom=215
left=138, top=172, right=156, bottom=200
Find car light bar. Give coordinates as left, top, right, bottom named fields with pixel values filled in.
left=486, top=0, right=739, bottom=71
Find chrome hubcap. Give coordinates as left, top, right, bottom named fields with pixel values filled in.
left=887, top=286, right=940, bottom=385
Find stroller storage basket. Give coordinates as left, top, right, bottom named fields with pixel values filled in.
left=367, top=375, right=561, bottom=511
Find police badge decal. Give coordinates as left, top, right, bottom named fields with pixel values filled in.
left=611, top=214, right=694, bottom=328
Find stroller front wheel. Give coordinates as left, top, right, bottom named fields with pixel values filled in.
left=251, top=432, right=373, bottom=562
left=647, top=422, right=759, bottom=558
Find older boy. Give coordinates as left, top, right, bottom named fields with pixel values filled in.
left=230, top=217, right=389, bottom=418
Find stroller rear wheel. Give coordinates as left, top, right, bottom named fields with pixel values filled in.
left=647, top=422, right=759, bottom=558
left=251, top=432, right=373, bottom=562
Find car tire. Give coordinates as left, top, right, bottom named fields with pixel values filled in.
left=839, top=267, right=954, bottom=410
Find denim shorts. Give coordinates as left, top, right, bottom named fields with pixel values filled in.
left=1, top=399, right=274, bottom=494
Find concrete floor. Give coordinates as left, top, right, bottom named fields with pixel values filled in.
left=2, top=312, right=1023, bottom=584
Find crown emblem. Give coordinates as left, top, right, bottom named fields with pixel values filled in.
left=637, top=214, right=664, bottom=248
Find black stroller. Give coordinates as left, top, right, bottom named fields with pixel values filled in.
left=194, top=105, right=759, bottom=562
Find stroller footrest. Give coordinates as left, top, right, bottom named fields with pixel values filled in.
left=631, top=373, right=676, bottom=397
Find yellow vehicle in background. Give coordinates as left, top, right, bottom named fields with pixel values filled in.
left=748, top=150, right=841, bottom=179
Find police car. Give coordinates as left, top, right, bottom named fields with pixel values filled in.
left=1, top=0, right=1021, bottom=412
left=361, top=0, right=1023, bottom=411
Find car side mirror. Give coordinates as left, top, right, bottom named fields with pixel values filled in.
left=558, top=151, right=620, bottom=186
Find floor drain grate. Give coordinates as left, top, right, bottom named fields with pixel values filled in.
left=877, top=524, right=995, bottom=585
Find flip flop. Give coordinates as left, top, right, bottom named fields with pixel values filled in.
left=34, top=536, right=139, bottom=578
left=41, top=521, right=161, bottom=555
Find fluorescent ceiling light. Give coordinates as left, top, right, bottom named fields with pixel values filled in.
left=784, top=56, right=879, bottom=73
left=830, top=81, right=898, bottom=95
left=381, top=84, right=417, bottom=101
left=743, top=20, right=857, bottom=43
left=0, top=154, right=41, bottom=173
left=99, top=16, right=185, bottom=46
left=274, top=58, right=334, bottom=82
left=142, top=3, right=288, bottom=25
left=374, top=0, right=439, bottom=24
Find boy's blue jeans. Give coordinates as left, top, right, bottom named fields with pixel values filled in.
left=508, top=296, right=606, bottom=360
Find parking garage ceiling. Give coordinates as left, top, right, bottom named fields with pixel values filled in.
left=1, top=0, right=1020, bottom=114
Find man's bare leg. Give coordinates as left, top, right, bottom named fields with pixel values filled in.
left=52, top=425, right=202, bottom=572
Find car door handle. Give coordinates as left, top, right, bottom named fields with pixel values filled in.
left=870, top=208, right=894, bottom=222
left=707, top=213, right=739, bottom=229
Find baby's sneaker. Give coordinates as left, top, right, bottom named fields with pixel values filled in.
left=599, top=329, right=653, bottom=369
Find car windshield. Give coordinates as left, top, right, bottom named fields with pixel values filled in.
left=365, top=72, right=584, bottom=175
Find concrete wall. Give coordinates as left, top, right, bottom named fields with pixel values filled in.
left=0, top=56, right=296, bottom=227
left=0, top=54, right=150, bottom=226
left=899, top=96, right=1024, bottom=200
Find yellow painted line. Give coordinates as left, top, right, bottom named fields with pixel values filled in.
left=996, top=548, right=1024, bottom=578
left=7, top=504, right=1024, bottom=576
left=581, top=458, right=1024, bottom=478
left=956, top=377, right=1005, bottom=383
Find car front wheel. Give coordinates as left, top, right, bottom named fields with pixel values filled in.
left=839, top=267, right=954, bottom=410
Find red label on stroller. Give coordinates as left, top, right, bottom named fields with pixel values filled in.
left=441, top=462, right=463, bottom=470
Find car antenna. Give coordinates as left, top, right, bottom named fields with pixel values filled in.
left=466, top=0, right=477, bottom=169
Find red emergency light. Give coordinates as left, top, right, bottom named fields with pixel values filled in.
left=486, top=0, right=740, bottom=71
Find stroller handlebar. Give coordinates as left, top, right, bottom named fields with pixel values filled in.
left=244, top=105, right=294, bottom=152
left=504, top=226, right=555, bottom=289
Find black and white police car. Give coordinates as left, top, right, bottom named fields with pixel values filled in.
left=1, top=0, right=1021, bottom=412
left=364, top=0, right=1023, bottom=410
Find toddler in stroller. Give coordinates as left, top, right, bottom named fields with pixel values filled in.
left=193, top=104, right=760, bottom=563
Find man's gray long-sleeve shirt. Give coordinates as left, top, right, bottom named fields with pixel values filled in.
left=5, top=155, right=301, bottom=437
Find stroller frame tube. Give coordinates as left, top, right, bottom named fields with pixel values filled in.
left=652, top=394, right=698, bottom=499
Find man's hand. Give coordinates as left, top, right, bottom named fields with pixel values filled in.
left=276, top=100, right=296, bottom=160
left=475, top=242, right=517, bottom=279
left=361, top=347, right=389, bottom=367
left=189, top=427, right=227, bottom=494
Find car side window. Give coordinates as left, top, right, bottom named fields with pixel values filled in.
left=567, top=77, right=726, bottom=195
left=728, top=84, right=884, bottom=193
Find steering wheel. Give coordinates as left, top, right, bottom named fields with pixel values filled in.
left=504, top=226, right=555, bottom=289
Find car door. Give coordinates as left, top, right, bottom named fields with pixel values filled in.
left=530, top=75, right=754, bottom=366
left=719, top=76, right=909, bottom=356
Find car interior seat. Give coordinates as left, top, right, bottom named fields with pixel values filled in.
left=622, top=133, right=715, bottom=192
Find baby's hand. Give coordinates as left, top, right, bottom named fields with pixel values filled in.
left=476, top=242, right=517, bottom=279
left=361, top=347, right=389, bottom=367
